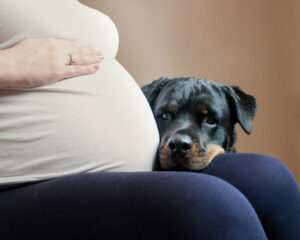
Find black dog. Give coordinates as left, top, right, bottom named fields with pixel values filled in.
left=141, top=77, right=257, bottom=171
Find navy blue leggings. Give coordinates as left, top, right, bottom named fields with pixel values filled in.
left=0, top=153, right=299, bottom=240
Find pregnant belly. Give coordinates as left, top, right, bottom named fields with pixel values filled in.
left=0, top=58, right=159, bottom=183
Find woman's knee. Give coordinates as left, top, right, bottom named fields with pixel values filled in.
left=139, top=172, right=267, bottom=239
left=205, top=153, right=299, bottom=189
left=252, top=153, right=298, bottom=187
left=203, top=153, right=300, bottom=240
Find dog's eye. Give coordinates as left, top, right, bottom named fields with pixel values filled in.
left=206, top=115, right=217, bottom=125
left=160, top=112, right=171, bottom=121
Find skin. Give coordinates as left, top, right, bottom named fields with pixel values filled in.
left=0, top=37, right=104, bottom=88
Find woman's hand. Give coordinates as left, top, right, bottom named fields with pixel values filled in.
left=0, top=37, right=104, bottom=88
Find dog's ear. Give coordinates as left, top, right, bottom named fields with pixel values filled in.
left=141, top=77, right=174, bottom=108
left=223, top=86, right=257, bottom=134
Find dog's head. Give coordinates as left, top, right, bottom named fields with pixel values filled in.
left=142, top=77, right=257, bottom=171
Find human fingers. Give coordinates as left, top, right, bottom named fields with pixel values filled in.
left=65, top=52, right=104, bottom=66
left=58, top=38, right=105, bottom=65
left=55, top=64, right=100, bottom=81
left=5, top=38, right=104, bottom=87
left=46, top=38, right=103, bottom=81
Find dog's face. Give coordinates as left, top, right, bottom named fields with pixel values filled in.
left=141, top=77, right=257, bottom=171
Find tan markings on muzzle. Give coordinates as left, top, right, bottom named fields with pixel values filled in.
left=186, top=143, right=201, bottom=160
left=206, top=144, right=225, bottom=165
left=158, top=141, right=171, bottom=168
left=185, top=143, right=208, bottom=169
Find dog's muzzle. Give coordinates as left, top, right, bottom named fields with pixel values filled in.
left=159, top=134, right=225, bottom=171
left=167, top=134, right=193, bottom=156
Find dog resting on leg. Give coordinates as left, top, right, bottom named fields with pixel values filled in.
left=141, top=77, right=257, bottom=171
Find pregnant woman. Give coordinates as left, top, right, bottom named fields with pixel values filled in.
left=0, top=1, right=299, bottom=239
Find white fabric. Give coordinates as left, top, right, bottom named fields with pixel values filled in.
left=0, top=0, right=159, bottom=185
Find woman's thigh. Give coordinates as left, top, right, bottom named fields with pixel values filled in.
left=0, top=171, right=267, bottom=240
left=202, top=153, right=300, bottom=240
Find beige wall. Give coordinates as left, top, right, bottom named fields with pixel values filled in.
left=81, top=0, right=300, bottom=183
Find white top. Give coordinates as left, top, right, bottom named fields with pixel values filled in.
left=0, top=0, right=118, bottom=57
left=0, top=0, right=160, bottom=186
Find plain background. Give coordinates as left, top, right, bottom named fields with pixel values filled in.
left=80, top=0, right=300, bottom=183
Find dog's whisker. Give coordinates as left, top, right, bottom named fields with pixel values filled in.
left=141, top=77, right=257, bottom=171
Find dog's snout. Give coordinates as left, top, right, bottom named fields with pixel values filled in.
left=167, top=135, right=193, bottom=154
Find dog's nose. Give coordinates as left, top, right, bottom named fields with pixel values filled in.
left=167, top=135, right=193, bottom=154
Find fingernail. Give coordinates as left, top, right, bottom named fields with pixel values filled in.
left=95, top=57, right=103, bottom=62
left=96, top=50, right=103, bottom=55
left=94, top=65, right=99, bottom=69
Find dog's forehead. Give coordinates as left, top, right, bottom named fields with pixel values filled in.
left=153, top=78, right=229, bottom=115
left=163, top=78, right=225, bottom=102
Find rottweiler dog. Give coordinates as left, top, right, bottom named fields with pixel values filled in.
left=141, top=77, right=257, bottom=171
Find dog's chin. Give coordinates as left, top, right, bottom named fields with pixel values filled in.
left=159, top=144, right=225, bottom=171
left=160, top=157, right=209, bottom=172
left=181, top=161, right=208, bottom=171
